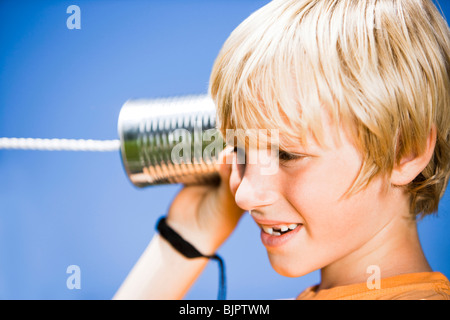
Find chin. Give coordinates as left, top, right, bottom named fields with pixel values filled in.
left=267, top=251, right=310, bottom=278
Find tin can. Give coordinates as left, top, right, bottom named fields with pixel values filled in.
left=118, top=95, right=225, bottom=187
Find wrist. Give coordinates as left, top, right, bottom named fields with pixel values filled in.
left=163, top=217, right=221, bottom=256
left=156, top=216, right=227, bottom=300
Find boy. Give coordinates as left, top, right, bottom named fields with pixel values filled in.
left=114, top=0, right=450, bottom=299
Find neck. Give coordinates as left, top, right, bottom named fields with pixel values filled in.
left=318, top=211, right=432, bottom=291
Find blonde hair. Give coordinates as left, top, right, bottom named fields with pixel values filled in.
left=209, top=0, right=450, bottom=218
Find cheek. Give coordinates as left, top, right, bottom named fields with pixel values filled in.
left=285, top=147, right=381, bottom=248
left=287, top=148, right=362, bottom=218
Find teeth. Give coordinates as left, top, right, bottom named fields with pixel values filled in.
left=261, top=223, right=300, bottom=235
left=262, top=226, right=273, bottom=235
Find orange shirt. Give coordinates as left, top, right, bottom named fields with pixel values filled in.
left=297, top=272, right=450, bottom=300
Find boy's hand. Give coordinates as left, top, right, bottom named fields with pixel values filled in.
left=165, top=146, right=245, bottom=255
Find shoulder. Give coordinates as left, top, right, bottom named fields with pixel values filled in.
left=297, top=272, right=450, bottom=300
left=386, top=272, right=450, bottom=300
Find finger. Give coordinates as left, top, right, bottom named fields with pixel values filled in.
left=215, top=146, right=235, bottom=184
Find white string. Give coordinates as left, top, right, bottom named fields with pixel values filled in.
left=0, top=137, right=121, bottom=152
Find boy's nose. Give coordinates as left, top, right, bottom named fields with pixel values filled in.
left=233, top=158, right=280, bottom=212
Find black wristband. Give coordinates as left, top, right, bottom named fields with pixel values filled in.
left=156, top=216, right=226, bottom=300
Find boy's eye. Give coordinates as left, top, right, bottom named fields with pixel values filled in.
left=279, top=150, right=304, bottom=162
left=232, top=147, right=304, bottom=163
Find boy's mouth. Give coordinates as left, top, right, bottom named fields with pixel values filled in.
left=258, top=222, right=303, bottom=248
left=250, top=212, right=303, bottom=246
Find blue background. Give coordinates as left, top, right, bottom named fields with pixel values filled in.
left=0, top=0, right=449, bottom=300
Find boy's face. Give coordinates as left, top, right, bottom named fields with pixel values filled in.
left=229, top=108, right=402, bottom=277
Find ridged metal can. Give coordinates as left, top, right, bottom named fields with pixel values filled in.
left=117, top=95, right=225, bottom=187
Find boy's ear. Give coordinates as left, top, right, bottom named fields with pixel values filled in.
left=390, top=125, right=437, bottom=186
